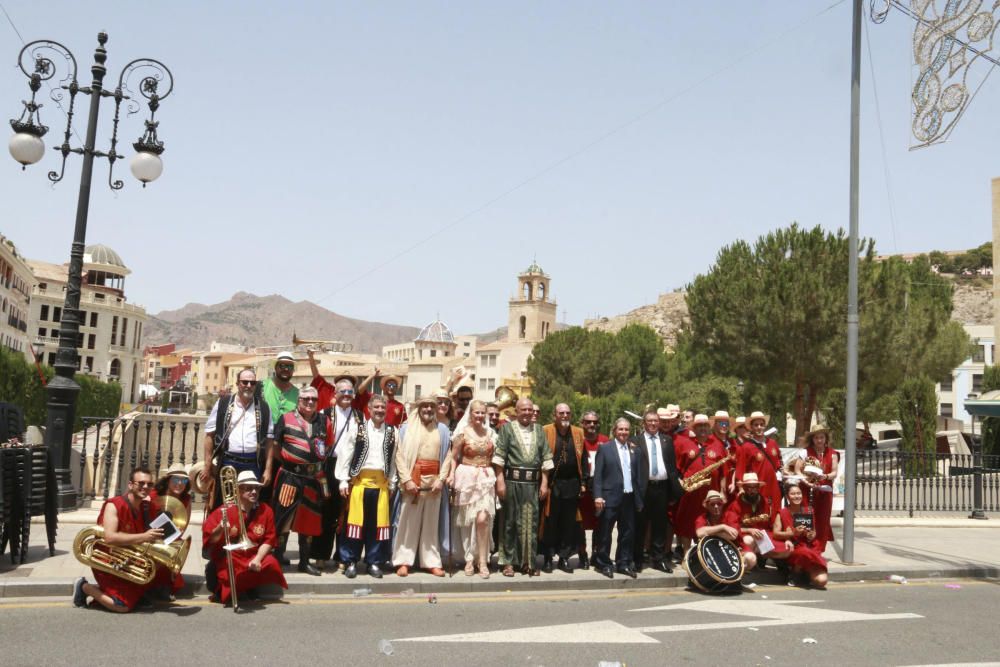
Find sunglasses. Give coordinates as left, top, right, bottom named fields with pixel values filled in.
left=276, top=363, right=294, bottom=370
left=716, top=421, right=730, bottom=426
left=338, top=389, right=355, bottom=396
left=169, top=475, right=188, bottom=485
left=239, top=380, right=258, bottom=386
left=581, top=420, right=599, bottom=425
left=299, top=397, right=318, bottom=403
left=133, top=481, right=154, bottom=488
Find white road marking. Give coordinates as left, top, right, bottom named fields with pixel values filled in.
left=396, top=599, right=922, bottom=644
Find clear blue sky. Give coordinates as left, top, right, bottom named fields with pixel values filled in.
left=2, top=1, right=998, bottom=335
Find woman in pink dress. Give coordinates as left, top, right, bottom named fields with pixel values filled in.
left=446, top=400, right=497, bottom=578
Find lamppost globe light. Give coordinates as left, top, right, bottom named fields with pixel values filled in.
left=129, top=150, right=162, bottom=184
left=8, top=131, right=45, bottom=166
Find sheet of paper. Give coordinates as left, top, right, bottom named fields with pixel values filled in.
left=150, top=512, right=180, bottom=545
left=755, top=530, right=775, bottom=554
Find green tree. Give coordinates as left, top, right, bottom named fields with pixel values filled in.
left=896, top=376, right=938, bottom=476
left=979, top=365, right=1000, bottom=457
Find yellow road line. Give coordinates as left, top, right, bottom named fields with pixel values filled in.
left=0, top=578, right=987, bottom=611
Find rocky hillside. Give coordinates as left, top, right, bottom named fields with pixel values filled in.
left=583, top=280, right=992, bottom=349
left=144, top=292, right=421, bottom=353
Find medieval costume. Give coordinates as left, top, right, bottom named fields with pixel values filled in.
left=392, top=415, right=453, bottom=574
left=795, top=424, right=838, bottom=552
left=205, top=394, right=273, bottom=508
left=336, top=418, right=397, bottom=572
left=493, top=420, right=553, bottom=572
left=674, top=433, right=728, bottom=539
left=724, top=482, right=787, bottom=558
left=309, top=403, right=361, bottom=563
left=540, top=423, right=587, bottom=571
left=450, top=425, right=497, bottom=570
left=734, top=431, right=783, bottom=515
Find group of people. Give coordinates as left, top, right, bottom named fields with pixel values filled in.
left=71, top=351, right=840, bottom=611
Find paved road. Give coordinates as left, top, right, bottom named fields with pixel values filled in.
left=2, top=579, right=998, bottom=666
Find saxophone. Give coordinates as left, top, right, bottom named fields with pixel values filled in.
left=680, top=454, right=734, bottom=493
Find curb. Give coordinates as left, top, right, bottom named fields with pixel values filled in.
left=3, top=563, right=996, bottom=600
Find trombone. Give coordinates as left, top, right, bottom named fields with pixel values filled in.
left=291, top=333, right=354, bottom=353
left=218, top=466, right=252, bottom=611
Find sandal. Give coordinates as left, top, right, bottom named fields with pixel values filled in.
left=502, top=565, right=515, bottom=577
left=479, top=561, right=490, bottom=579
left=464, top=561, right=475, bottom=576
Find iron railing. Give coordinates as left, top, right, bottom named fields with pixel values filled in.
left=854, top=450, right=999, bottom=516
left=73, top=413, right=204, bottom=504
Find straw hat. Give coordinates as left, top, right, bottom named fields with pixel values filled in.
left=805, top=422, right=830, bottom=445
left=691, top=413, right=711, bottom=426
left=189, top=460, right=210, bottom=495
left=380, top=375, right=402, bottom=393
left=236, top=470, right=263, bottom=487
left=747, top=411, right=769, bottom=427
left=711, top=410, right=731, bottom=425
left=741, top=472, right=762, bottom=486
left=703, top=490, right=726, bottom=507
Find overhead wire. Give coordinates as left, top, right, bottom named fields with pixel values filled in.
left=309, top=0, right=851, bottom=309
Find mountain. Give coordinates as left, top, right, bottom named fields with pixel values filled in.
left=144, top=291, right=421, bottom=353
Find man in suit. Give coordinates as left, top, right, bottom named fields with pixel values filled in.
left=633, top=409, right=681, bottom=573
left=592, top=418, right=647, bottom=579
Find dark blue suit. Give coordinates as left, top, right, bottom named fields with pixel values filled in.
left=592, top=438, right=647, bottom=570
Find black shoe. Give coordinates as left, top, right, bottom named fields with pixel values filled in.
left=578, top=553, right=590, bottom=570
left=558, top=560, right=573, bottom=574
left=635, top=562, right=645, bottom=574
left=599, top=566, right=614, bottom=579
left=368, top=564, right=383, bottom=579
left=655, top=560, right=674, bottom=574
left=246, top=588, right=262, bottom=602
left=298, top=561, right=321, bottom=576
left=73, top=577, right=87, bottom=608
left=616, top=566, right=637, bottom=579
left=542, top=559, right=553, bottom=574
left=344, top=563, right=357, bottom=579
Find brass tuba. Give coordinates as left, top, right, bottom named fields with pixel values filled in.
left=72, top=525, right=191, bottom=585
left=494, top=385, right=518, bottom=414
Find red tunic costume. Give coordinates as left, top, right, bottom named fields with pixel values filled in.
left=735, top=437, right=783, bottom=513
left=724, top=493, right=786, bottom=555
left=147, top=490, right=191, bottom=594
left=674, top=436, right=728, bottom=539
left=311, top=377, right=407, bottom=426
left=94, top=495, right=154, bottom=610
left=694, top=512, right=738, bottom=534
left=778, top=507, right=827, bottom=572
left=202, top=502, right=287, bottom=604
left=578, top=434, right=608, bottom=531
left=801, top=445, right=836, bottom=550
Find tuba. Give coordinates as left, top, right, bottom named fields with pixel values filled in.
left=495, top=385, right=518, bottom=414
left=73, top=525, right=191, bottom=585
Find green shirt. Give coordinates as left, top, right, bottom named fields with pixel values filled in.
left=261, top=378, right=298, bottom=424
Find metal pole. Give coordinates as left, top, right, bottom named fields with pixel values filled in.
left=842, top=0, right=862, bottom=564
left=970, top=417, right=986, bottom=519
left=43, top=32, right=108, bottom=510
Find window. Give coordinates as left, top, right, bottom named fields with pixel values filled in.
left=85, top=356, right=93, bottom=372
left=480, top=353, right=497, bottom=368
left=479, top=378, right=487, bottom=390
left=940, top=376, right=953, bottom=392
left=111, top=316, right=118, bottom=343
left=90, top=312, right=98, bottom=327
left=40, top=305, right=49, bottom=321
left=519, top=315, right=526, bottom=339
left=973, top=345, right=986, bottom=363
left=109, top=358, right=121, bottom=377
left=120, top=317, right=128, bottom=346
left=87, top=334, right=95, bottom=350
left=973, top=374, right=984, bottom=392
left=47, top=352, right=55, bottom=366
left=463, top=341, right=470, bottom=347
left=430, top=349, right=437, bottom=358
left=414, top=385, right=422, bottom=399
left=941, top=403, right=953, bottom=418
left=79, top=310, right=87, bottom=327
left=37, top=328, right=46, bottom=337
left=487, top=378, right=496, bottom=390
left=53, top=306, right=61, bottom=322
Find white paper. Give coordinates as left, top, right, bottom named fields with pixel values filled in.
left=755, top=531, right=775, bottom=554
left=150, top=512, right=180, bottom=545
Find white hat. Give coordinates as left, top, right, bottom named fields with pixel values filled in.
left=276, top=351, right=295, bottom=362
left=236, top=470, right=263, bottom=487
left=747, top=411, right=769, bottom=427
left=691, top=413, right=711, bottom=426
left=741, top=472, right=762, bottom=486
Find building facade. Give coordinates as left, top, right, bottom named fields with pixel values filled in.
left=936, top=324, right=995, bottom=429
left=27, top=244, right=147, bottom=404
left=0, top=234, right=33, bottom=359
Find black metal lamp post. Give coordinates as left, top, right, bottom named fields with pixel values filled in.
left=8, top=33, right=173, bottom=510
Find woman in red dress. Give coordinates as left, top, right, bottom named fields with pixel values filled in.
left=793, top=423, right=839, bottom=552
left=148, top=466, right=192, bottom=600
left=773, top=484, right=828, bottom=589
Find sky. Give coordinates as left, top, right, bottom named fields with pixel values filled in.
left=2, top=1, right=999, bottom=336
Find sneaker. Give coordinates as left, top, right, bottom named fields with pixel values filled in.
left=73, top=577, right=88, bottom=608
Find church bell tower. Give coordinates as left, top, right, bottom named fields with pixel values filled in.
left=507, top=260, right=557, bottom=343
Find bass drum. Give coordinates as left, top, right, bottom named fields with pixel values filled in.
left=684, top=535, right=745, bottom=594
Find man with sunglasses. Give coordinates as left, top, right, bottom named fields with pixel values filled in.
left=262, top=351, right=299, bottom=426
left=310, top=377, right=363, bottom=570
left=575, top=411, right=607, bottom=569
left=201, top=368, right=274, bottom=510
left=73, top=467, right=164, bottom=612
left=271, top=386, right=331, bottom=576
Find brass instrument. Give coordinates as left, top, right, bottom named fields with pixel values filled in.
left=681, top=454, right=734, bottom=493
left=72, top=525, right=191, bottom=586
left=219, top=466, right=253, bottom=550
left=291, top=333, right=353, bottom=353
left=494, top=385, right=518, bottom=414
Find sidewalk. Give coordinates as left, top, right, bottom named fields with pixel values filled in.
left=1, top=510, right=997, bottom=599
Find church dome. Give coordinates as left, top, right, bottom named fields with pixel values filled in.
left=416, top=320, right=455, bottom=343
left=524, top=260, right=544, bottom=275
left=84, top=244, right=127, bottom=269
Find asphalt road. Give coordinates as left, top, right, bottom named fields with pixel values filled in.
left=2, top=579, right=998, bottom=666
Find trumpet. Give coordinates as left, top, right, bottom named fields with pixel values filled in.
left=291, top=333, right=354, bottom=353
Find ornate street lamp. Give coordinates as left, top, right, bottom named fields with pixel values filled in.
left=8, top=33, right=173, bottom=510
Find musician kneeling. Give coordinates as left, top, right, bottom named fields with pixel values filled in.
left=73, top=467, right=164, bottom=612
left=724, top=472, right=790, bottom=571
left=203, top=471, right=287, bottom=604
left=694, top=490, right=739, bottom=543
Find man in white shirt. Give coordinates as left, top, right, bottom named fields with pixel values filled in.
left=633, top=410, right=681, bottom=573
left=200, top=368, right=275, bottom=509
left=335, top=395, right=397, bottom=579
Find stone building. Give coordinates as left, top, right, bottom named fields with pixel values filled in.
left=0, top=234, right=33, bottom=359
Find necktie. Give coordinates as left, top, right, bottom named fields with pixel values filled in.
left=650, top=434, right=659, bottom=476
left=620, top=444, right=632, bottom=493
